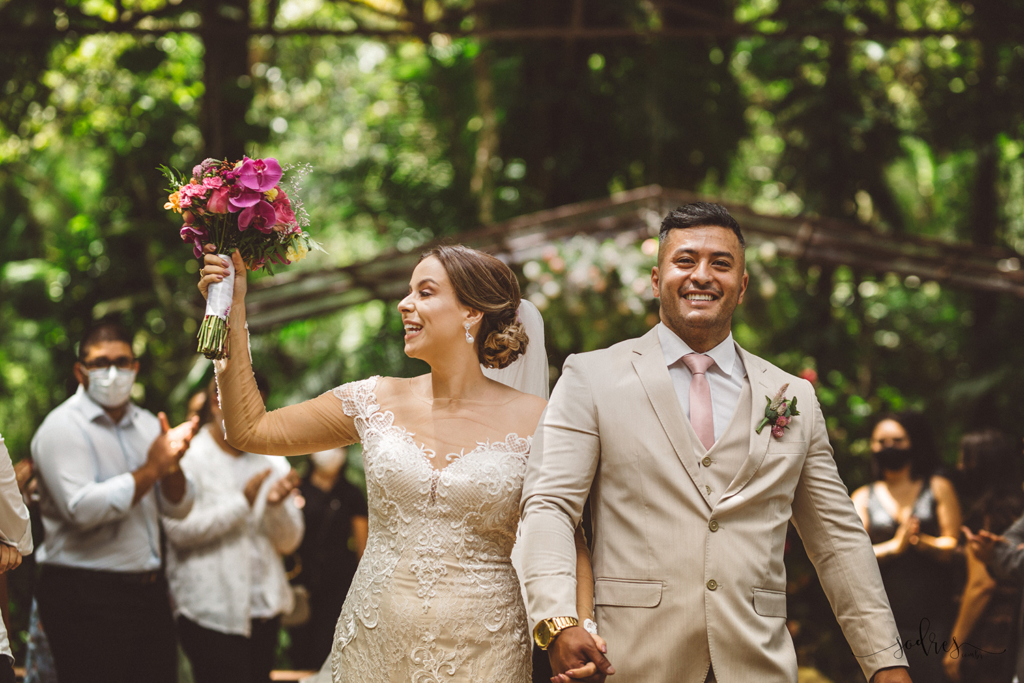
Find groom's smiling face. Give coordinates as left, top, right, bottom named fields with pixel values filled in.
left=652, top=225, right=748, bottom=351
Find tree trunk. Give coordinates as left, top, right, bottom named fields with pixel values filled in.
left=200, top=0, right=252, bottom=160
left=471, top=45, right=498, bottom=224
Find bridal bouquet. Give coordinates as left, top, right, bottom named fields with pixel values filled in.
left=161, top=156, right=316, bottom=359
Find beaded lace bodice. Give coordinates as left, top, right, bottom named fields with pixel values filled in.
left=329, top=377, right=532, bottom=683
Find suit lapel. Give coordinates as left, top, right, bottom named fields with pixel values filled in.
left=718, top=347, right=773, bottom=505
left=630, top=328, right=712, bottom=511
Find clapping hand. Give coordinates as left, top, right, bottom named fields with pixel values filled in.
left=962, top=526, right=1005, bottom=564
left=147, top=413, right=199, bottom=477
left=891, top=515, right=920, bottom=555
left=267, top=469, right=300, bottom=506
left=244, top=469, right=272, bottom=507
left=549, top=626, right=614, bottom=683
left=0, top=544, right=22, bottom=574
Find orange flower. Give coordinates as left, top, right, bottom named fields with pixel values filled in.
left=164, top=191, right=182, bottom=213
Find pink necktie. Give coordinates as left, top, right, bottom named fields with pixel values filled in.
left=681, top=353, right=716, bottom=450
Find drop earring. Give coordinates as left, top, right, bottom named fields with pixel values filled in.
left=464, top=322, right=474, bottom=343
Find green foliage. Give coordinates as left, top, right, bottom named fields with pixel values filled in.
left=3, top=0, right=1024, bottom=675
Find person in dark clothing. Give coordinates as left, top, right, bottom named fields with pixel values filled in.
left=851, top=411, right=962, bottom=683
left=947, top=429, right=1024, bottom=683
left=288, top=447, right=368, bottom=670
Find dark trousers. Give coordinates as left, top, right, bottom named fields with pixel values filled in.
left=35, top=564, right=177, bottom=683
left=0, top=656, right=14, bottom=683
left=178, top=614, right=281, bottom=683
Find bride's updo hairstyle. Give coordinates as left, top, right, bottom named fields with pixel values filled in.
left=423, top=245, right=529, bottom=369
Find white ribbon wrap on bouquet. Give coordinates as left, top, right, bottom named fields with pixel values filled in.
left=204, top=253, right=235, bottom=321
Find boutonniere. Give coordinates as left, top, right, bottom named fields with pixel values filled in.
left=756, top=383, right=801, bottom=438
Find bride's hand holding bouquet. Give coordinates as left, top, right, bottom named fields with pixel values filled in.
left=162, top=156, right=316, bottom=359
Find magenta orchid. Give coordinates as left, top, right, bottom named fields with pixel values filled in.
left=228, top=185, right=261, bottom=211
left=180, top=224, right=208, bottom=258
left=238, top=157, right=283, bottom=193
left=238, top=200, right=277, bottom=233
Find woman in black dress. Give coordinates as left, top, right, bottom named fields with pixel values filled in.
left=851, top=412, right=962, bottom=683
left=288, top=447, right=368, bottom=670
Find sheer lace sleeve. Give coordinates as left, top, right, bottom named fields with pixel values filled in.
left=215, top=326, right=360, bottom=456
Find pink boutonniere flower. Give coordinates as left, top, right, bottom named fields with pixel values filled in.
left=756, top=383, right=801, bottom=438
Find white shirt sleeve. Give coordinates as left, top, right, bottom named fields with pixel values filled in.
left=0, top=435, right=33, bottom=555
left=31, top=421, right=136, bottom=531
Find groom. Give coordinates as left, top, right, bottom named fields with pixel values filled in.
left=521, top=203, right=911, bottom=683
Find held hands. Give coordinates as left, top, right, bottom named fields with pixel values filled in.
left=147, top=412, right=199, bottom=478
left=962, top=525, right=1006, bottom=564
left=198, top=245, right=247, bottom=306
left=871, top=666, right=913, bottom=683
left=549, top=626, right=614, bottom=683
left=0, top=544, right=22, bottom=574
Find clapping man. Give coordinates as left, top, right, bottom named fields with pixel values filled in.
left=31, top=319, right=198, bottom=683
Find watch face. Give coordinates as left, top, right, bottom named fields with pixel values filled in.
left=534, top=621, right=552, bottom=648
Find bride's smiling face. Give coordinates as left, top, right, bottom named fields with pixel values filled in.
left=398, top=256, right=477, bottom=362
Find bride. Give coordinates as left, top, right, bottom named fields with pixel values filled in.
left=199, top=245, right=602, bottom=682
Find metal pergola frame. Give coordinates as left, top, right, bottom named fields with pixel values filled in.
left=243, top=185, right=1024, bottom=331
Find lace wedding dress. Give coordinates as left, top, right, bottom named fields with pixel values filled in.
left=328, top=377, right=531, bottom=682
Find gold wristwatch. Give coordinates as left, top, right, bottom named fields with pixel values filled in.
left=533, top=616, right=579, bottom=650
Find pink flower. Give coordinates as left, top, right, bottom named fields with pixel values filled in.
left=238, top=200, right=277, bottom=233
left=771, top=425, right=785, bottom=439
left=180, top=224, right=207, bottom=259
left=203, top=176, right=223, bottom=189
left=207, top=187, right=231, bottom=214
left=180, top=183, right=199, bottom=197
left=799, top=368, right=818, bottom=384
left=179, top=194, right=192, bottom=208
left=228, top=185, right=261, bottom=211
left=271, top=189, right=297, bottom=229
left=238, top=157, right=283, bottom=192
left=193, top=164, right=203, bottom=177
left=775, top=415, right=790, bottom=427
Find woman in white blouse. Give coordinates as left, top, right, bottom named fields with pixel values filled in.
left=163, top=376, right=304, bottom=683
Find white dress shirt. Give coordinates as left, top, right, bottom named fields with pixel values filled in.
left=0, top=434, right=33, bottom=661
left=30, top=384, right=194, bottom=571
left=657, top=323, right=747, bottom=443
left=164, top=426, right=304, bottom=635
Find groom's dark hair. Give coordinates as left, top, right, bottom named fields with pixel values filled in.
left=659, top=202, right=745, bottom=253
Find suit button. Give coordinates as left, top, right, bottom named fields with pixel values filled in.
left=709, top=520, right=719, bottom=532
left=706, top=579, right=718, bottom=591
left=702, top=456, right=712, bottom=467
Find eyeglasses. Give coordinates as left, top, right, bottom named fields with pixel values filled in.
left=80, top=356, right=135, bottom=370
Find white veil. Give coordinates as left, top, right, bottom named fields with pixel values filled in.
left=481, top=299, right=549, bottom=399
left=483, top=299, right=549, bottom=636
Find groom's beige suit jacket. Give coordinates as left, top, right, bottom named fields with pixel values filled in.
left=520, top=328, right=904, bottom=682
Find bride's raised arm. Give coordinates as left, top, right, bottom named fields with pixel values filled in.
left=200, top=249, right=358, bottom=456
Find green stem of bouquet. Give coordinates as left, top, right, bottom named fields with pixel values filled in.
left=197, top=315, right=229, bottom=360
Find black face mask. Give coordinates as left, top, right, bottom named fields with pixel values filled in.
left=875, top=446, right=913, bottom=472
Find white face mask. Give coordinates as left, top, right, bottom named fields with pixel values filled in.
left=85, top=366, right=137, bottom=409
left=310, top=448, right=346, bottom=475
